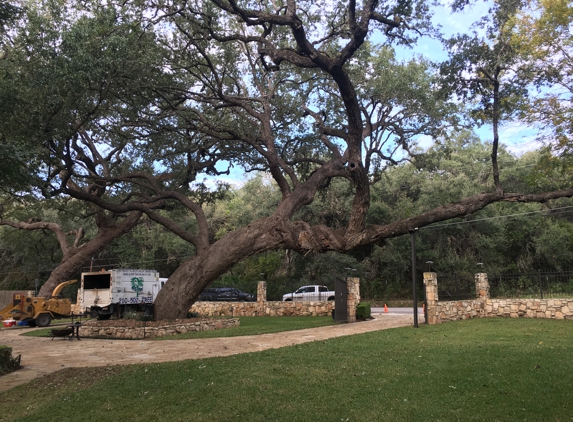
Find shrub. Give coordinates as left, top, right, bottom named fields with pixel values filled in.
left=0, top=346, right=21, bottom=376
left=122, top=309, right=138, bottom=320
left=356, top=302, right=371, bottom=321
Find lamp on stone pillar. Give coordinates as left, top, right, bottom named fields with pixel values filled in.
left=425, top=261, right=433, bottom=272
left=344, top=267, right=356, bottom=279
left=477, top=262, right=484, bottom=272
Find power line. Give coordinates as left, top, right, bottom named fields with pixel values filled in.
left=423, top=205, right=573, bottom=230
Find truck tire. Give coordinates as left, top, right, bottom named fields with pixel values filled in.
left=35, top=313, right=52, bottom=327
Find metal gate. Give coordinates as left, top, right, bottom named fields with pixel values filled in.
left=437, top=273, right=475, bottom=301
left=334, top=278, right=348, bottom=322
left=489, top=271, right=573, bottom=299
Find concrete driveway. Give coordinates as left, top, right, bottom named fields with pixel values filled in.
left=0, top=314, right=415, bottom=392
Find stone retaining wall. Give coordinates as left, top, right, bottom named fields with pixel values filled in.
left=435, top=299, right=484, bottom=323
left=79, top=318, right=240, bottom=339
left=484, top=298, right=573, bottom=319
left=424, top=272, right=573, bottom=324
left=190, top=280, right=351, bottom=318
left=190, top=300, right=334, bottom=317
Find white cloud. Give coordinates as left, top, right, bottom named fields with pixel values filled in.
left=476, top=123, right=544, bottom=156
left=416, top=135, right=435, bottom=151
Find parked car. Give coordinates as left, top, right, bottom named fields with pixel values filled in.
left=199, top=287, right=256, bottom=302
left=282, top=285, right=335, bottom=302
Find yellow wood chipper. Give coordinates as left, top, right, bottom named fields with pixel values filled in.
left=0, top=279, right=78, bottom=327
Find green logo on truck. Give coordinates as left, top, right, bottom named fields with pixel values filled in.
left=130, top=277, right=144, bottom=297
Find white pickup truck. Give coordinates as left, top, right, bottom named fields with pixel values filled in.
left=282, top=285, right=335, bottom=302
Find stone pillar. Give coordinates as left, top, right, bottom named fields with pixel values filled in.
left=346, top=277, right=360, bottom=323
left=475, top=273, right=490, bottom=300
left=423, top=272, right=438, bottom=325
left=257, top=281, right=267, bottom=302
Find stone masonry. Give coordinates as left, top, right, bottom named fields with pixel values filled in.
left=191, top=300, right=334, bottom=317
left=475, top=273, right=489, bottom=299
left=424, top=272, right=573, bottom=324
left=191, top=280, right=357, bottom=320
left=257, top=281, right=267, bottom=303
left=79, top=318, right=240, bottom=339
left=423, top=272, right=439, bottom=324
left=346, top=277, right=360, bottom=323
left=484, top=298, right=573, bottom=319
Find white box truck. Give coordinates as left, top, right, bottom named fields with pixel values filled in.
left=79, top=269, right=166, bottom=319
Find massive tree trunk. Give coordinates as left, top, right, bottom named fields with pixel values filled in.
left=154, top=216, right=285, bottom=319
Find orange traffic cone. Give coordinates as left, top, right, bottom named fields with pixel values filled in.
left=384, top=304, right=389, bottom=313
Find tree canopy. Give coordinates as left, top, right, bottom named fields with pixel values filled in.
left=510, top=0, right=573, bottom=157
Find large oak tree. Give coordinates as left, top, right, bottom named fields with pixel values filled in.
left=7, top=0, right=573, bottom=319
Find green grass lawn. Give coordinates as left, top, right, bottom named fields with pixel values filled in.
left=2, top=318, right=572, bottom=421
left=19, top=316, right=337, bottom=339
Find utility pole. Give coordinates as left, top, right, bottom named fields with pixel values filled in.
left=410, top=228, right=418, bottom=328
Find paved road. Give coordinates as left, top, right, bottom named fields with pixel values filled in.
left=0, top=314, right=416, bottom=393
left=371, top=307, right=424, bottom=315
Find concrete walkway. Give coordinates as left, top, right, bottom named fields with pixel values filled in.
left=0, top=314, right=414, bottom=393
